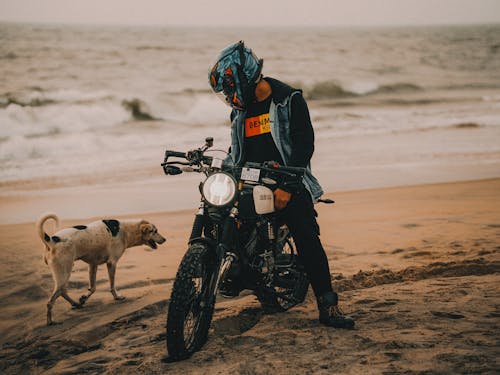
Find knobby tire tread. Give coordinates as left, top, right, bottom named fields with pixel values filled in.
left=166, top=243, right=215, bottom=361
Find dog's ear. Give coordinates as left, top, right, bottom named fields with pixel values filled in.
left=140, top=222, right=152, bottom=234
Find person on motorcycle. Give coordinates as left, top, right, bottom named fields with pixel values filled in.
left=208, top=41, right=354, bottom=329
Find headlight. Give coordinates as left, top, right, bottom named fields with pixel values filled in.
left=202, top=172, right=237, bottom=207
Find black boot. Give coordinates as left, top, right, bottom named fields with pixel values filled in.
left=317, top=291, right=355, bottom=329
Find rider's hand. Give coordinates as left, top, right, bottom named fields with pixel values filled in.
left=274, top=188, right=292, bottom=210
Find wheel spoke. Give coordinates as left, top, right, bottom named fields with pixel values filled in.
left=182, top=276, right=205, bottom=348
left=256, top=228, right=309, bottom=312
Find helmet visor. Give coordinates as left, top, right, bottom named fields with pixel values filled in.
left=222, top=66, right=244, bottom=109
left=210, top=64, right=245, bottom=110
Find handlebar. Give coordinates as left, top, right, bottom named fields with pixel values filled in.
left=163, top=148, right=304, bottom=187
left=161, top=137, right=304, bottom=184
left=161, top=149, right=213, bottom=170
left=164, top=150, right=187, bottom=159
left=161, top=140, right=332, bottom=203
left=245, top=161, right=305, bottom=178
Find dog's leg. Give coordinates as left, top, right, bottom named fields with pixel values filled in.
left=47, top=259, right=72, bottom=325
left=61, top=287, right=82, bottom=309
left=47, top=288, right=62, bottom=325
left=79, top=263, right=97, bottom=306
left=107, top=262, right=125, bottom=301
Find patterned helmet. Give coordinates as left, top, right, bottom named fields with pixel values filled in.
left=209, top=41, right=263, bottom=110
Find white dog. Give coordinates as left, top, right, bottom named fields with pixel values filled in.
left=37, top=213, right=166, bottom=325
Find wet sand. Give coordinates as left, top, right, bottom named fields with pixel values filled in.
left=0, top=179, right=499, bottom=374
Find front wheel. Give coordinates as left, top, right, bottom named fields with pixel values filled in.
left=166, top=242, right=216, bottom=361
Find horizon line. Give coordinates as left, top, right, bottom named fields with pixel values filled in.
left=1, top=19, right=499, bottom=29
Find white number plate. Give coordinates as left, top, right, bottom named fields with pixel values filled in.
left=241, top=167, right=260, bottom=182
left=211, top=158, right=223, bottom=169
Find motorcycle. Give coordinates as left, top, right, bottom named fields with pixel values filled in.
left=162, top=137, right=313, bottom=361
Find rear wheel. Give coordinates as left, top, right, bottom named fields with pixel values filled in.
left=256, top=227, right=309, bottom=312
left=166, top=243, right=216, bottom=361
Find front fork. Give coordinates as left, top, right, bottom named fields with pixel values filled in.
left=189, top=201, right=206, bottom=241
left=207, top=206, right=239, bottom=306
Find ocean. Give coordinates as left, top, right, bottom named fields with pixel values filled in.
left=1, top=23, right=499, bottom=221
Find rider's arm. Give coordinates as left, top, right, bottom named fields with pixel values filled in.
left=275, top=95, right=313, bottom=195
left=289, top=94, right=315, bottom=168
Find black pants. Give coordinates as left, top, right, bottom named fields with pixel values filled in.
left=278, top=188, right=333, bottom=298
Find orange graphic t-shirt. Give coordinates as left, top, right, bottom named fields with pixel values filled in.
left=245, top=113, right=271, bottom=138
left=242, top=96, right=282, bottom=164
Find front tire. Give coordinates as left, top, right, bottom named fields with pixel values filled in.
left=166, top=242, right=216, bottom=361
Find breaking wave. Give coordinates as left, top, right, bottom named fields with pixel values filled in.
left=0, top=88, right=114, bottom=109
left=371, top=83, right=422, bottom=94
left=0, top=89, right=168, bottom=139
left=0, top=52, right=19, bottom=60
left=304, top=81, right=423, bottom=100
left=440, top=82, right=500, bottom=91
left=121, top=98, right=160, bottom=121
left=0, top=87, right=231, bottom=182
left=451, top=122, right=481, bottom=129
left=304, top=82, right=356, bottom=100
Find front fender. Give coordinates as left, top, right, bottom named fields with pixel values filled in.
left=188, top=237, right=217, bottom=254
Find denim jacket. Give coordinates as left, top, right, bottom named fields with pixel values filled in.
left=225, top=78, right=324, bottom=202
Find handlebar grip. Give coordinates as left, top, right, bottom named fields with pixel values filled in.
left=263, top=161, right=305, bottom=175
left=318, top=198, right=335, bottom=204
left=280, top=166, right=305, bottom=176
left=165, top=150, right=187, bottom=158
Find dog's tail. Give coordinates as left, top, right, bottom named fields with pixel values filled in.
left=36, top=212, right=59, bottom=247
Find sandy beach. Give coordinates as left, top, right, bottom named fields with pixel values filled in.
left=1, top=22, right=500, bottom=374
left=0, top=178, right=498, bottom=374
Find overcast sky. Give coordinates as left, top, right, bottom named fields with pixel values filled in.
left=1, top=0, right=499, bottom=27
